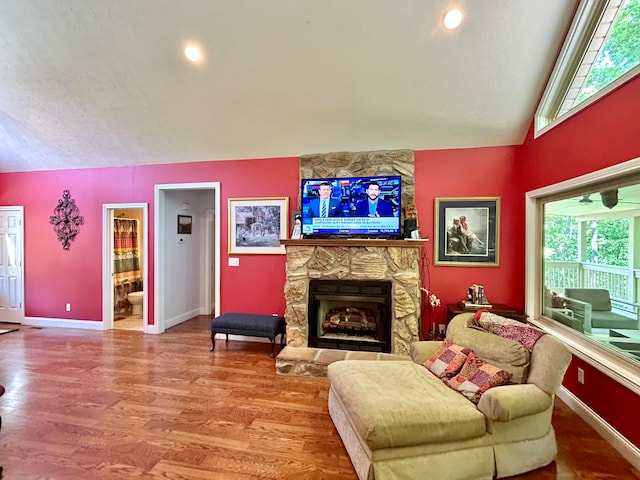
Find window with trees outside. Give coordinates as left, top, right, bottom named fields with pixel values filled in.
left=535, top=173, right=640, bottom=374
left=536, top=0, right=640, bottom=135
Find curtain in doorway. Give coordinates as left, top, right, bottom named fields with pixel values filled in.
left=114, top=219, right=141, bottom=288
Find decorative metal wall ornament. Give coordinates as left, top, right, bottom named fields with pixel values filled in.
left=49, top=190, right=84, bottom=250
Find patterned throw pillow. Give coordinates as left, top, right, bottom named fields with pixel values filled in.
left=424, top=339, right=471, bottom=379
left=446, top=352, right=512, bottom=403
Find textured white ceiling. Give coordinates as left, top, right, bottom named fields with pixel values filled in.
left=0, top=0, right=578, bottom=173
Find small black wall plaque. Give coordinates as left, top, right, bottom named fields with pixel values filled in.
left=178, top=215, right=192, bottom=234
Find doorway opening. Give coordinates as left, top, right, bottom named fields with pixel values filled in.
left=102, top=203, right=148, bottom=332
left=153, top=182, right=220, bottom=334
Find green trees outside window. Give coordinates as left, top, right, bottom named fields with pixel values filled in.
left=577, top=0, right=640, bottom=104
left=544, top=215, right=629, bottom=267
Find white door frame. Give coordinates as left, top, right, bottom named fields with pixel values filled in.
left=204, top=208, right=216, bottom=315
left=153, top=182, right=220, bottom=334
left=0, top=206, right=24, bottom=323
left=102, top=203, right=149, bottom=331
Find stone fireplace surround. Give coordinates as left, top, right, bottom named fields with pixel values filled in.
left=275, top=148, right=421, bottom=375
left=276, top=238, right=424, bottom=375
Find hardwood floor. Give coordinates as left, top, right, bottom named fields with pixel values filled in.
left=0, top=317, right=638, bottom=479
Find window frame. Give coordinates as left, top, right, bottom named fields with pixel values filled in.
left=526, top=157, right=640, bottom=394
left=535, top=0, right=640, bottom=137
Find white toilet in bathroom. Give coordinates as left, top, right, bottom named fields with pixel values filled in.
left=127, top=291, right=144, bottom=315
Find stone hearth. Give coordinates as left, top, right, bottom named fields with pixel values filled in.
left=276, top=346, right=409, bottom=377
left=276, top=239, right=424, bottom=375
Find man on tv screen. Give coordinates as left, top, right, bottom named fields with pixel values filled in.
left=355, top=181, right=394, bottom=217
left=307, top=182, right=344, bottom=217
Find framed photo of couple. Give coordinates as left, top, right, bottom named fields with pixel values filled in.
left=434, top=197, right=500, bottom=266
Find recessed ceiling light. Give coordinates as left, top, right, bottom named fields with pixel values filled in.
left=443, top=8, right=463, bottom=30
left=184, top=44, right=202, bottom=63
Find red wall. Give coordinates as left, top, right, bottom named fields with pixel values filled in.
left=519, top=74, right=640, bottom=186
left=414, top=146, right=523, bottom=309
left=519, top=74, right=640, bottom=448
left=0, top=157, right=299, bottom=323
left=563, top=356, right=640, bottom=447
left=0, top=148, right=525, bottom=324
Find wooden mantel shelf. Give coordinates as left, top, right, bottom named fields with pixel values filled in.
left=281, top=238, right=426, bottom=248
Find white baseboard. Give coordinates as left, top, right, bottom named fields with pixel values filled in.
left=145, top=323, right=162, bottom=334
left=23, top=316, right=104, bottom=330
left=19, top=316, right=273, bottom=344
left=165, top=309, right=201, bottom=330
left=557, top=386, right=640, bottom=470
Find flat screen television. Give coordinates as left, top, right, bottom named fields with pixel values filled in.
left=300, top=175, right=402, bottom=238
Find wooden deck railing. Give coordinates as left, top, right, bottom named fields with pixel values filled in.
left=544, top=261, right=639, bottom=305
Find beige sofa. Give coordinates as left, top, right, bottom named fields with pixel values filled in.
left=327, top=313, right=571, bottom=480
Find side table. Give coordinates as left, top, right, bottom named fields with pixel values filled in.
left=446, top=302, right=528, bottom=323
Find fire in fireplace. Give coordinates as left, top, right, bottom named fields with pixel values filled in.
left=308, top=279, right=392, bottom=353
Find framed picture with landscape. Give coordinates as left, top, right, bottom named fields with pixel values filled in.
left=434, top=197, right=500, bottom=266
left=228, top=197, right=288, bottom=254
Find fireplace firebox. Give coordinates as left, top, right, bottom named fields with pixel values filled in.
left=308, top=279, right=392, bottom=353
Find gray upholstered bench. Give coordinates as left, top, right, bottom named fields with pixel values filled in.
left=210, top=312, right=286, bottom=357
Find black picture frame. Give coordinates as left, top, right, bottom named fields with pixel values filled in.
left=177, top=215, right=193, bottom=234
left=434, top=197, right=500, bottom=266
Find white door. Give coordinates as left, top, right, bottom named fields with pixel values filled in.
left=0, top=208, right=24, bottom=323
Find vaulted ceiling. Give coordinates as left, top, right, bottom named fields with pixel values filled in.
left=0, top=1, right=579, bottom=173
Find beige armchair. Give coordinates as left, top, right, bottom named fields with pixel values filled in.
left=561, top=288, right=640, bottom=333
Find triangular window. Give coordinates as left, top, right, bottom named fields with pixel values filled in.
left=535, top=0, right=640, bottom=135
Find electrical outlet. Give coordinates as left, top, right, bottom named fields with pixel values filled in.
left=65, top=303, right=71, bottom=312
left=438, top=324, right=446, bottom=335
left=577, top=367, right=585, bottom=384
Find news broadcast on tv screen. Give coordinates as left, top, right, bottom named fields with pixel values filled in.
left=300, top=175, right=401, bottom=237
